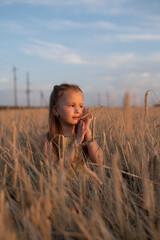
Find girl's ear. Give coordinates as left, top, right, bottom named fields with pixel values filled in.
left=52, top=105, right=58, bottom=116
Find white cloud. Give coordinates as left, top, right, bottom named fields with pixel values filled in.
left=141, top=72, right=150, bottom=78
left=102, top=75, right=113, bottom=82
left=150, top=53, right=160, bottom=62
left=118, top=34, right=160, bottom=42
left=2, top=0, right=52, bottom=5
left=20, top=39, right=87, bottom=65
left=20, top=37, right=160, bottom=70
left=0, top=77, right=9, bottom=83
left=31, top=19, right=117, bottom=31
left=91, top=52, right=160, bottom=105
left=103, top=34, right=160, bottom=42
left=92, top=52, right=160, bottom=72
left=2, top=0, right=130, bottom=6
left=105, top=53, right=137, bottom=68
left=0, top=21, right=29, bottom=34
left=106, top=71, right=160, bottom=92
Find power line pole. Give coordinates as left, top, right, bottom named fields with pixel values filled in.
left=13, top=66, right=18, bottom=107
left=40, top=91, right=47, bottom=107
left=40, top=91, right=43, bottom=107
left=26, top=72, right=31, bottom=107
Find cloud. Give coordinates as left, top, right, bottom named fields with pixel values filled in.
left=0, top=21, right=29, bottom=35
left=92, top=52, right=160, bottom=72
left=103, top=34, right=160, bottom=42
left=1, top=0, right=130, bottom=6
left=2, top=0, right=53, bottom=5
left=31, top=19, right=118, bottom=31
left=20, top=39, right=88, bottom=65
left=98, top=71, right=160, bottom=106
left=150, top=53, right=160, bottom=62
left=108, top=71, right=160, bottom=92
left=1, top=0, right=137, bottom=16
left=140, top=72, right=150, bottom=78
left=0, top=77, right=9, bottom=83
left=102, top=53, right=137, bottom=69
left=89, top=52, right=160, bottom=105
left=20, top=37, right=160, bottom=71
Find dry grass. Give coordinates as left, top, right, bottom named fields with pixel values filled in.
left=0, top=105, right=160, bottom=240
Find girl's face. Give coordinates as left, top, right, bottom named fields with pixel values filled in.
left=55, top=90, right=83, bottom=126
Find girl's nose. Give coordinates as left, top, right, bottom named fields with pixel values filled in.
left=75, top=106, right=80, bottom=113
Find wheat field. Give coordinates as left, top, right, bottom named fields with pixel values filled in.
left=0, top=105, right=160, bottom=240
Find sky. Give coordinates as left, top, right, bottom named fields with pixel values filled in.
left=0, top=0, right=160, bottom=107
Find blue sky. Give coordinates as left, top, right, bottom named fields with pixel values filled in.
left=0, top=0, right=160, bottom=107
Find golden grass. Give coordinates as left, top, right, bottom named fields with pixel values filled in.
left=0, top=106, right=160, bottom=240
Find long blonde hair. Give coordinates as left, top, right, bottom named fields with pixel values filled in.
left=48, top=83, right=83, bottom=155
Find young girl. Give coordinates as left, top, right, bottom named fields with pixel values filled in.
left=42, top=83, right=103, bottom=178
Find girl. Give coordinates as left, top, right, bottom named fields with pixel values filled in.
left=42, top=83, right=103, bottom=178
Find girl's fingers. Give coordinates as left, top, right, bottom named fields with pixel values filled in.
left=77, top=120, right=85, bottom=132
left=81, top=111, right=93, bottom=121
left=88, top=113, right=93, bottom=119
left=82, top=107, right=89, bottom=115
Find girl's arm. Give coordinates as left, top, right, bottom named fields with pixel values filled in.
left=85, top=129, right=103, bottom=164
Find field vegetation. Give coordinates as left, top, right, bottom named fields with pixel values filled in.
left=0, top=101, right=160, bottom=240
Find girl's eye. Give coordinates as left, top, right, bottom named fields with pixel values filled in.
left=67, top=104, right=83, bottom=108
left=68, top=104, right=74, bottom=107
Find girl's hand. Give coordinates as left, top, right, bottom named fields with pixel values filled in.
left=81, top=107, right=93, bottom=130
left=75, top=108, right=93, bottom=144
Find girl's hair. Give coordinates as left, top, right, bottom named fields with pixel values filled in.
left=48, top=83, right=83, bottom=155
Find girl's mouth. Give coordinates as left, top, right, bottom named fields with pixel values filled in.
left=72, top=116, right=80, bottom=120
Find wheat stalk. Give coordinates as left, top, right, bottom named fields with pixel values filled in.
left=145, top=90, right=150, bottom=117
left=12, top=121, right=16, bottom=159
left=88, top=162, right=159, bottom=185
left=84, top=164, right=102, bottom=185
left=124, top=91, right=132, bottom=135
left=3, top=164, right=7, bottom=185
left=80, top=106, right=102, bottom=119
left=145, top=89, right=160, bottom=118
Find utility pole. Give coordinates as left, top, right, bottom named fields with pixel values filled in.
left=40, top=91, right=47, bottom=107
left=13, top=66, right=18, bottom=107
left=26, top=72, right=31, bottom=107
